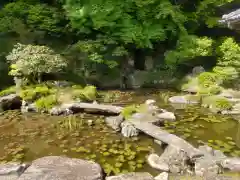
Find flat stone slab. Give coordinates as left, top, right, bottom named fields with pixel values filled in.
left=18, top=156, right=103, bottom=180
left=106, top=172, right=154, bottom=180
left=51, top=102, right=123, bottom=115
left=131, top=121, right=203, bottom=159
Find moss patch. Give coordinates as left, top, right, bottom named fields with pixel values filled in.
left=35, top=95, right=59, bottom=111
left=0, top=86, right=16, bottom=97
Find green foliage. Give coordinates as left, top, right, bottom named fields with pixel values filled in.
left=20, top=85, right=56, bottom=101
left=202, top=95, right=232, bottom=111
left=0, top=86, right=16, bottom=97
left=121, top=105, right=138, bottom=120
left=165, top=35, right=213, bottom=65
left=72, top=85, right=97, bottom=102
left=6, top=43, right=67, bottom=81
left=0, top=1, right=67, bottom=38
left=64, top=0, right=186, bottom=49
left=198, top=85, right=222, bottom=96
left=213, top=38, right=240, bottom=83
left=35, top=95, right=59, bottom=111
left=181, top=77, right=199, bottom=92
left=197, top=72, right=220, bottom=88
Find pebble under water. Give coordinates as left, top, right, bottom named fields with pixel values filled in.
left=0, top=89, right=240, bottom=176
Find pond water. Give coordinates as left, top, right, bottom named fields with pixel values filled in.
left=0, top=89, right=240, bottom=176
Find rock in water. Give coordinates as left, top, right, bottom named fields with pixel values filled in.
left=121, top=121, right=139, bottom=137
left=148, top=145, right=191, bottom=174
left=147, top=154, right=169, bottom=172
left=157, top=111, right=176, bottom=121
left=18, top=156, right=104, bottom=180
left=0, top=162, right=29, bottom=180
left=106, top=172, right=154, bottom=180
left=221, top=158, right=240, bottom=172
left=105, top=115, right=124, bottom=131
left=154, top=172, right=169, bottom=180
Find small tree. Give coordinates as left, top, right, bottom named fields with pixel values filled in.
left=6, top=43, right=67, bottom=83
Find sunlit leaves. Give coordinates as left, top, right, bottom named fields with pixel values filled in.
left=64, top=0, right=187, bottom=48
left=164, top=35, right=214, bottom=65
left=6, top=43, right=67, bottom=77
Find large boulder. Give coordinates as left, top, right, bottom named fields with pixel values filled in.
left=0, top=94, right=22, bottom=111
left=106, top=172, right=154, bottom=180
left=18, top=156, right=104, bottom=180
left=0, top=162, right=29, bottom=180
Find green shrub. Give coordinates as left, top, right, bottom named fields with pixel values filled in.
left=121, top=104, right=138, bottom=119
left=72, top=85, right=97, bottom=102
left=35, top=95, right=59, bottom=111
left=0, top=86, right=16, bottom=97
left=198, top=85, right=222, bottom=95
left=20, top=85, right=56, bottom=101
left=198, top=72, right=219, bottom=88
left=202, top=95, right=232, bottom=112
left=214, top=98, right=232, bottom=111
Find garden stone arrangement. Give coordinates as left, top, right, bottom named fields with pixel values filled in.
left=1, top=92, right=240, bottom=179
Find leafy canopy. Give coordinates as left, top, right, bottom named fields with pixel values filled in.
left=64, top=0, right=187, bottom=49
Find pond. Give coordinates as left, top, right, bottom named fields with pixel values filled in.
left=0, top=89, right=240, bottom=176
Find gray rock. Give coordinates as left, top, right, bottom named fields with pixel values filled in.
left=106, top=172, right=154, bottom=180
left=145, top=99, right=156, bottom=105
left=195, top=157, right=220, bottom=178
left=0, top=162, right=29, bottom=180
left=131, top=121, right=203, bottom=159
left=0, top=94, right=22, bottom=111
left=154, top=139, right=164, bottom=147
left=197, top=145, right=226, bottom=163
left=21, top=101, right=37, bottom=113
left=154, top=172, right=168, bottom=180
left=18, top=156, right=103, bottom=180
left=148, top=145, right=190, bottom=173
left=221, top=158, right=240, bottom=172
left=157, top=111, right=176, bottom=121
left=105, top=115, right=124, bottom=131
left=147, top=153, right=169, bottom=171
left=50, top=107, right=68, bottom=115
left=51, top=102, right=122, bottom=115
left=169, top=96, right=199, bottom=104
left=192, top=66, right=205, bottom=76
left=121, top=121, right=139, bottom=137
